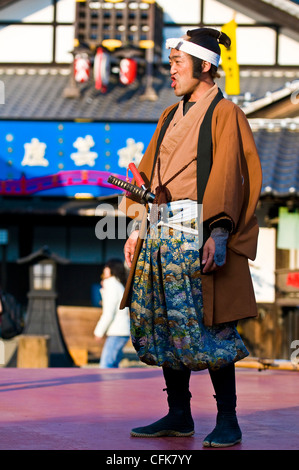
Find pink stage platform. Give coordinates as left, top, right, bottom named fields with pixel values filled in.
left=0, top=367, right=298, bottom=451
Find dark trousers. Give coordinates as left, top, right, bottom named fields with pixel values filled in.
left=163, top=363, right=236, bottom=405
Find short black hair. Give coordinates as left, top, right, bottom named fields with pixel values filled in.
left=186, top=27, right=231, bottom=79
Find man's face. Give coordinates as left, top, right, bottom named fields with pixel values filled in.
left=169, top=49, right=200, bottom=98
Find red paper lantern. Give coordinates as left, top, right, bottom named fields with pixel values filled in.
left=119, top=58, right=137, bottom=85
left=74, top=53, right=90, bottom=83
left=94, top=47, right=111, bottom=92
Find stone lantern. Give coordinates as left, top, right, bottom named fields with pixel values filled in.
left=16, top=246, right=74, bottom=367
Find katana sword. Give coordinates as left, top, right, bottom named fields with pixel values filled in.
left=108, top=166, right=155, bottom=204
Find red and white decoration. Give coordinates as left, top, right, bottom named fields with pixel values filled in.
left=74, top=53, right=90, bottom=83
left=94, top=47, right=111, bottom=92
left=119, top=58, right=137, bottom=85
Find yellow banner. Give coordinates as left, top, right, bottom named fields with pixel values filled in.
left=220, top=19, right=240, bottom=96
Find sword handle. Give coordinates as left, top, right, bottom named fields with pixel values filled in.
left=128, top=163, right=146, bottom=189
left=108, top=175, right=155, bottom=203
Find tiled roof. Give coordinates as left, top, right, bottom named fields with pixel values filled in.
left=1, top=66, right=299, bottom=121
left=251, top=119, right=299, bottom=197
left=0, top=66, right=176, bottom=122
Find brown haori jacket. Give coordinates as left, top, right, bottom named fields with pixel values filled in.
left=119, top=93, right=263, bottom=326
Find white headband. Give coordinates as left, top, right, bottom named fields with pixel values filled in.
left=166, top=37, right=220, bottom=67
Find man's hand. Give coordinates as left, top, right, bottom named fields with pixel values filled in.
left=201, top=237, right=217, bottom=273
left=202, top=228, right=229, bottom=273
left=124, top=230, right=139, bottom=268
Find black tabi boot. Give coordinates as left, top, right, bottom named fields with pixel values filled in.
left=202, top=394, right=242, bottom=448
left=203, top=364, right=242, bottom=447
left=130, top=366, right=194, bottom=438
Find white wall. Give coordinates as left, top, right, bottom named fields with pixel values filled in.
left=278, top=33, right=299, bottom=66
left=250, top=228, right=276, bottom=303
left=0, top=25, right=54, bottom=63
left=0, top=0, right=75, bottom=63
left=203, top=0, right=256, bottom=24
left=157, top=0, right=201, bottom=24
left=162, top=0, right=299, bottom=66
left=0, top=0, right=298, bottom=66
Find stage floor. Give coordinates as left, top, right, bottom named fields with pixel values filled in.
left=0, top=367, right=298, bottom=451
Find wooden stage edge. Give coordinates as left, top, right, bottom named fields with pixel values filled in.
left=0, top=367, right=298, bottom=451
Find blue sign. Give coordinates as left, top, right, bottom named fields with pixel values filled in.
left=0, top=229, right=8, bottom=245
left=0, top=120, right=156, bottom=197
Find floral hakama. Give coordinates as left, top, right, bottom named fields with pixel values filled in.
left=130, top=210, right=248, bottom=371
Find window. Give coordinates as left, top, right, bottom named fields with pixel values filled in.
left=33, top=263, right=53, bottom=290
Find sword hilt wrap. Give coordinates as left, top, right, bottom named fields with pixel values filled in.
left=107, top=175, right=155, bottom=203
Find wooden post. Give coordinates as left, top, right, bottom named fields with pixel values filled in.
left=17, top=335, right=50, bottom=368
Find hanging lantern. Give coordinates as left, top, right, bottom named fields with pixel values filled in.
left=119, top=58, right=137, bottom=85
left=94, top=47, right=111, bottom=93
left=74, top=52, right=90, bottom=83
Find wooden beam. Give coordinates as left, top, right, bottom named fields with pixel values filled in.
left=224, top=0, right=299, bottom=36
left=0, top=0, right=19, bottom=9
left=247, top=96, right=299, bottom=118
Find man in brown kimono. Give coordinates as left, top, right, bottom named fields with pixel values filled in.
left=119, top=28, right=262, bottom=447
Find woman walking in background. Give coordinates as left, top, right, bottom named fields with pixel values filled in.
left=94, top=259, right=130, bottom=368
